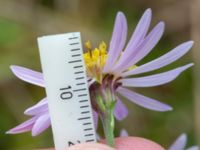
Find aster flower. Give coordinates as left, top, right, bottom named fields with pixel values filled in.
left=7, top=8, right=193, bottom=146
left=169, top=133, right=199, bottom=150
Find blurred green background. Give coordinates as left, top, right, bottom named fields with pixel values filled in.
left=0, top=0, right=199, bottom=149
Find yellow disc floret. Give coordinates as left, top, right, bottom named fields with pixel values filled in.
left=84, top=41, right=108, bottom=83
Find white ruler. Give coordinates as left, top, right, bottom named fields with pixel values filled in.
left=38, top=32, right=96, bottom=150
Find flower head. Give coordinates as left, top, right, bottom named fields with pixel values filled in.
left=84, top=8, right=193, bottom=115
left=7, top=9, right=193, bottom=145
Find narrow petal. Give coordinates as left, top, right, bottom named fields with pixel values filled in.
left=124, top=9, right=152, bottom=55
left=120, top=63, right=193, bottom=87
left=32, top=113, right=51, bottom=136
left=187, top=146, right=199, bottom=150
left=113, top=9, right=152, bottom=71
left=93, top=110, right=99, bottom=130
left=103, top=12, right=127, bottom=73
left=120, top=129, right=129, bottom=137
left=168, top=133, right=187, bottom=150
left=117, top=87, right=172, bottom=112
left=123, top=41, right=194, bottom=77
left=24, top=98, right=48, bottom=116
left=114, top=96, right=128, bottom=120
left=10, top=65, right=45, bottom=87
left=113, top=22, right=165, bottom=73
left=6, top=117, right=37, bottom=134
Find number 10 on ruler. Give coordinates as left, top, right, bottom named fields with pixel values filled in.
left=38, top=32, right=96, bottom=150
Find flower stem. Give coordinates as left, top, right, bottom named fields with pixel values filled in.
left=100, top=107, right=115, bottom=147
left=95, top=89, right=116, bottom=147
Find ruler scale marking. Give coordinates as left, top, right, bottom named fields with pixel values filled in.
left=74, top=65, right=83, bottom=68
left=71, top=48, right=80, bottom=51
left=72, top=54, right=81, bottom=57
left=79, top=100, right=88, bottom=103
left=78, top=94, right=88, bottom=97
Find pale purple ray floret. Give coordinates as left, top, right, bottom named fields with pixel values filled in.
left=168, top=133, right=199, bottom=150
left=6, top=97, right=50, bottom=136
left=7, top=8, right=193, bottom=136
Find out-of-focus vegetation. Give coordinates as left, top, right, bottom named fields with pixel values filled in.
left=0, top=0, right=199, bottom=149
